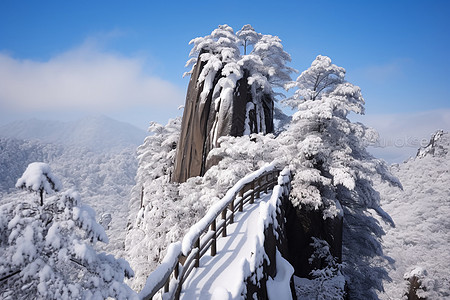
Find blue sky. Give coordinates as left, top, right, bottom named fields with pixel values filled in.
left=0, top=0, right=449, bottom=162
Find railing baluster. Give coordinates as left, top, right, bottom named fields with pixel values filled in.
left=211, top=219, right=217, bottom=256
left=264, top=174, right=269, bottom=193
left=229, top=199, right=234, bottom=223
left=194, top=238, right=200, bottom=267
left=238, top=190, right=244, bottom=212
left=221, top=209, right=227, bottom=237
left=250, top=181, right=255, bottom=204
left=174, top=262, right=179, bottom=279
left=164, top=278, right=169, bottom=293
left=256, top=178, right=261, bottom=198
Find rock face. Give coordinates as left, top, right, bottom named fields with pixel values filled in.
left=284, top=199, right=343, bottom=278
left=171, top=54, right=274, bottom=183
left=171, top=53, right=214, bottom=184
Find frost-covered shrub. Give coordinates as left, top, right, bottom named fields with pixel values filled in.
left=0, top=164, right=137, bottom=300
left=206, top=133, right=282, bottom=181
left=295, top=238, right=346, bottom=300
left=126, top=117, right=210, bottom=290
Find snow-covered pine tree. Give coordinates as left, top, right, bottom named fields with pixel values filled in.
left=236, top=24, right=261, bottom=55
left=284, top=55, right=345, bottom=104
left=294, top=238, right=346, bottom=300
left=125, top=118, right=194, bottom=290
left=0, top=163, right=137, bottom=300
left=280, top=55, right=401, bottom=299
left=129, top=118, right=181, bottom=215
left=239, top=29, right=295, bottom=135
left=0, top=138, right=63, bottom=194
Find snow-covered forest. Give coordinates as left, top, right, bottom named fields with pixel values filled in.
left=375, top=130, right=450, bottom=299
left=1, top=24, right=449, bottom=299
left=0, top=116, right=145, bottom=257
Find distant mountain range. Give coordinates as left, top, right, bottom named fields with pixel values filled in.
left=0, top=115, right=147, bottom=152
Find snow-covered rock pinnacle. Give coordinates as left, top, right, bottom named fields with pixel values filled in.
left=416, top=129, right=448, bottom=159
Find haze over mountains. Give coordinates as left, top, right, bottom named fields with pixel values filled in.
left=0, top=115, right=147, bottom=152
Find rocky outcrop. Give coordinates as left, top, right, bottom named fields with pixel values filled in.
left=171, top=54, right=274, bottom=183
left=416, top=130, right=448, bottom=159
left=171, top=51, right=216, bottom=184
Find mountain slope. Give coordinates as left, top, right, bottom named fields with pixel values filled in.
left=376, top=130, right=450, bottom=299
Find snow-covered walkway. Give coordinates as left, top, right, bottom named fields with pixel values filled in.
left=179, top=192, right=272, bottom=299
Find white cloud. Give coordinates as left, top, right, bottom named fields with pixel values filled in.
left=351, top=109, right=450, bottom=163
left=352, top=59, right=409, bottom=84
left=0, top=42, right=184, bottom=113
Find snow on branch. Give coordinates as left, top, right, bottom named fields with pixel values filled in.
left=16, top=162, right=62, bottom=195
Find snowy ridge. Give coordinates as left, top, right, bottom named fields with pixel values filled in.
left=416, top=129, right=446, bottom=159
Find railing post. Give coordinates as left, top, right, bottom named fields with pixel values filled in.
left=270, top=172, right=275, bottom=188
left=264, top=174, right=269, bottom=193
left=174, top=262, right=179, bottom=279
left=194, top=238, right=200, bottom=268
left=238, top=190, right=244, bottom=212
left=221, top=209, right=227, bottom=237
left=164, top=277, right=169, bottom=293
left=256, top=178, right=261, bottom=198
left=229, top=199, right=234, bottom=223
left=211, top=219, right=217, bottom=256
left=250, top=181, right=255, bottom=204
